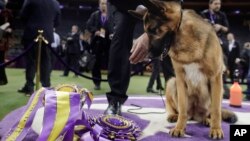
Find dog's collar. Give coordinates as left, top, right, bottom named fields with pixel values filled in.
left=176, top=1, right=183, bottom=32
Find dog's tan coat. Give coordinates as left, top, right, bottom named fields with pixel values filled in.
left=129, top=0, right=237, bottom=139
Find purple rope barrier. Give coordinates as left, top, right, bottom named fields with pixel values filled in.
left=47, top=45, right=108, bottom=82
left=0, top=42, right=36, bottom=68
left=48, top=45, right=154, bottom=82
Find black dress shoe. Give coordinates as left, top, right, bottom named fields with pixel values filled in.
left=18, top=87, right=34, bottom=94
left=94, top=85, right=101, bottom=90
left=0, top=80, right=7, bottom=85
left=146, top=88, right=158, bottom=93
left=104, top=102, right=122, bottom=116
left=156, top=86, right=164, bottom=90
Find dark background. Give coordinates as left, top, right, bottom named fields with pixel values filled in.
left=5, top=0, right=250, bottom=42
left=4, top=0, right=250, bottom=69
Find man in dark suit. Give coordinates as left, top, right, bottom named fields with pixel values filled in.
left=62, top=25, right=81, bottom=77
left=86, top=0, right=112, bottom=90
left=200, top=0, right=229, bottom=48
left=225, top=33, right=240, bottom=83
left=18, top=0, right=61, bottom=95
left=0, top=0, right=11, bottom=86
left=104, top=0, right=150, bottom=115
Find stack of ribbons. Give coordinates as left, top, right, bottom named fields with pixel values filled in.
left=2, top=84, right=141, bottom=141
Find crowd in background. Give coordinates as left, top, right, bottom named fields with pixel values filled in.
left=0, top=0, right=250, bottom=100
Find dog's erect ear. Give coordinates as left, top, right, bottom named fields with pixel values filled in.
left=128, top=6, right=147, bottom=20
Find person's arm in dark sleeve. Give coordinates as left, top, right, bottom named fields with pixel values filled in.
left=86, top=12, right=99, bottom=33
left=200, top=10, right=206, bottom=18
left=220, top=12, right=229, bottom=33
left=237, top=49, right=248, bottom=67
left=200, top=10, right=211, bottom=24
left=235, top=42, right=241, bottom=58
left=54, top=1, right=61, bottom=27
left=20, top=0, right=31, bottom=22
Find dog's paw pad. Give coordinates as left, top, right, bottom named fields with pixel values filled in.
left=209, top=128, right=224, bottom=139
left=167, top=114, right=178, bottom=123
left=169, top=128, right=185, bottom=137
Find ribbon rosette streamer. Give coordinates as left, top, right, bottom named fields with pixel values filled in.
left=2, top=84, right=141, bottom=141
left=80, top=115, right=142, bottom=141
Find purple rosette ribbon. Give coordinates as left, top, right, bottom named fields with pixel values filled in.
left=80, top=115, right=142, bottom=141
left=37, top=90, right=81, bottom=141
left=2, top=84, right=142, bottom=141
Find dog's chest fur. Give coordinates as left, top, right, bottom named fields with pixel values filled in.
left=183, top=63, right=205, bottom=87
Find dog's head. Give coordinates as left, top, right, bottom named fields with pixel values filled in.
left=129, top=0, right=182, bottom=57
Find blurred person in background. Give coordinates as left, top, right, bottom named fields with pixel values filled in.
left=225, top=33, right=240, bottom=83
left=0, top=0, right=12, bottom=85
left=61, top=25, right=80, bottom=77
left=146, top=58, right=163, bottom=93
left=235, top=42, right=250, bottom=83
left=201, top=0, right=229, bottom=52
left=50, top=28, right=60, bottom=71
left=86, top=0, right=112, bottom=90
left=18, top=0, right=61, bottom=95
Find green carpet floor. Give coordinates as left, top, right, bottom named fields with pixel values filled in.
left=0, top=68, right=160, bottom=120
left=0, top=68, right=247, bottom=120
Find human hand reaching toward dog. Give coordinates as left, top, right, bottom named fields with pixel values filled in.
left=129, top=33, right=150, bottom=64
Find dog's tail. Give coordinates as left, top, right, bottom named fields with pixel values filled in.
left=221, top=108, right=238, bottom=123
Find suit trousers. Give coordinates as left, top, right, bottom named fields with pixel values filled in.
left=106, top=2, right=136, bottom=104
left=23, top=40, right=51, bottom=91
left=147, top=58, right=162, bottom=89
left=0, top=51, right=7, bottom=85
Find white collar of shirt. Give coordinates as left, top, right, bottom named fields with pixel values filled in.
left=229, top=40, right=235, bottom=52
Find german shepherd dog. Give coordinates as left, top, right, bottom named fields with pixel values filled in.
left=129, top=0, right=237, bottom=139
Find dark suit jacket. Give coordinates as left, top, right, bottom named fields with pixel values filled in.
left=225, top=41, right=240, bottom=68
left=200, top=9, right=229, bottom=38
left=86, top=10, right=112, bottom=40
left=20, top=0, right=61, bottom=44
left=66, top=33, right=80, bottom=54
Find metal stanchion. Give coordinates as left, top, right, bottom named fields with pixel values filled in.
left=34, top=30, right=48, bottom=90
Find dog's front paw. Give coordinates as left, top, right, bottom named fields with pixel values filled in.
left=167, top=114, right=178, bottom=123
left=169, top=128, right=185, bottom=137
left=209, top=128, right=224, bottom=139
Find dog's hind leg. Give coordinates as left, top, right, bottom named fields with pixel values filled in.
left=165, top=77, right=178, bottom=123
left=201, top=108, right=237, bottom=127
left=222, top=109, right=238, bottom=123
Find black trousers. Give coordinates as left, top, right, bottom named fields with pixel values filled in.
left=147, top=58, right=162, bottom=89
left=106, top=2, right=137, bottom=104
left=22, top=40, right=51, bottom=91
left=161, top=55, right=175, bottom=82
left=0, top=51, right=7, bottom=85
left=50, top=47, right=58, bottom=71
left=63, top=53, right=80, bottom=76
left=91, top=37, right=110, bottom=87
